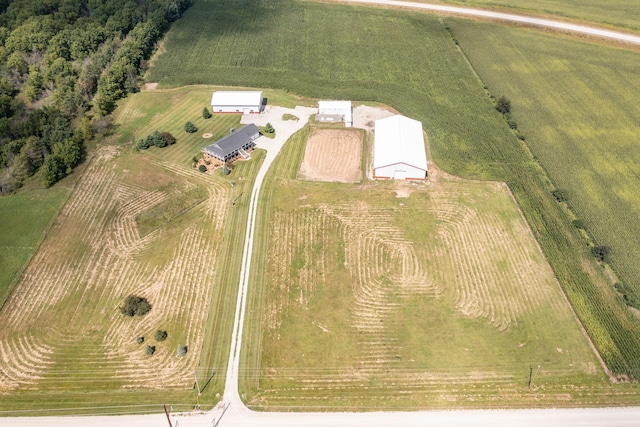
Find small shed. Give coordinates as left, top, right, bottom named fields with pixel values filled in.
left=211, top=91, right=263, bottom=114
left=317, top=100, right=352, bottom=127
left=373, top=115, right=428, bottom=180
left=203, top=124, right=260, bottom=163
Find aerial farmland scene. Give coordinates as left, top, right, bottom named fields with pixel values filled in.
left=0, top=0, right=639, bottom=426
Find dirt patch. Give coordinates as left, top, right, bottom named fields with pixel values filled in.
left=202, top=133, right=213, bottom=139
left=298, top=129, right=362, bottom=183
left=144, top=82, right=159, bottom=91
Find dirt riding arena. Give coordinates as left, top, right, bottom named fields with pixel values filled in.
left=298, top=129, right=362, bottom=183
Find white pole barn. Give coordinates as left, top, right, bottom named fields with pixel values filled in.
left=211, top=91, right=263, bottom=114
left=373, top=115, right=428, bottom=180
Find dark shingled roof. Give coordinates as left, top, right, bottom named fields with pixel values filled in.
left=204, top=124, right=260, bottom=159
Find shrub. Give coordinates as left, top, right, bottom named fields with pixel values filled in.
left=202, top=107, right=212, bottom=119
left=161, top=132, right=176, bottom=145
left=223, top=165, right=230, bottom=175
left=137, top=138, right=151, bottom=150
left=591, top=245, right=610, bottom=262
left=496, top=96, right=511, bottom=115
left=552, top=189, right=568, bottom=203
left=264, top=122, right=274, bottom=134
left=184, top=121, right=197, bottom=133
left=151, top=130, right=167, bottom=148
left=120, top=295, right=151, bottom=317
left=136, top=336, right=144, bottom=344
left=573, top=219, right=586, bottom=229
left=145, top=345, right=156, bottom=355
left=155, top=329, right=168, bottom=341
left=177, top=344, right=188, bottom=357
left=507, top=119, right=517, bottom=130
left=198, top=164, right=206, bottom=172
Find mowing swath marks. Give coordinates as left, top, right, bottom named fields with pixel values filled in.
left=0, top=144, right=229, bottom=391
left=254, top=179, right=598, bottom=408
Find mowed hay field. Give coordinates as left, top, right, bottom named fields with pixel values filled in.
left=148, top=0, right=640, bottom=383
left=240, top=130, right=603, bottom=409
left=0, top=189, right=69, bottom=309
left=0, top=88, right=264, bottom=413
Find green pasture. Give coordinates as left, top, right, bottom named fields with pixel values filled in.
left=439, top=0, right=640, bottom=32
left=0, top=188, right=69, bottom=310
left=147, top=0, right=640, bottom=382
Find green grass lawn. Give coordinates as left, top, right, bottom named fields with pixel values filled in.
left=0, top=188, right=69, bottom=310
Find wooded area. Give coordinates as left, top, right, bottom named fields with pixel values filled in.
left=0, top=0, right=193, bottom=192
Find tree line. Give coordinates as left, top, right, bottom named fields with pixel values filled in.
left=0, top=0, right=193, bottom=192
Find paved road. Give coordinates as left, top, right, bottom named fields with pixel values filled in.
left=6, top=2, right=640, bottom=426
left=341, top=0, right=640, bottom=45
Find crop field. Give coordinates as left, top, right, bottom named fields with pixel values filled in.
left=147, top=0, right=640, bottom=384
left=434, top=0, right=640, bottom=31
left=298, top=129, right=363, bottom=182
left=448, top=18, right=640, bottom=376
left=239, top=130, right=609, bottom=409
left=0, top=89, right=268, bottom=414
left=0, top=189, right=69, bottom=310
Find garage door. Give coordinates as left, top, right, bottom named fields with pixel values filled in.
left=394, top=170, right=407, bottom=180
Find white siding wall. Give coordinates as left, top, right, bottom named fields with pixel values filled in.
left=374, top=163, right=426, bottom=180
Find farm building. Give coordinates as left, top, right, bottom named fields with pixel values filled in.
left=211, top=91, right=263, bottom=114
left=317, top=100, right=353, bottom=127
left=373, top=115, right=428, bottom=180
left=203, top=124, right=260, bottom=163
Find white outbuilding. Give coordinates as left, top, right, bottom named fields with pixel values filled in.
left=211, top=91, right=263, bottom=114
left=317, top=100, right=352, bottom=127
left=373, top=115, right=428, bottom=180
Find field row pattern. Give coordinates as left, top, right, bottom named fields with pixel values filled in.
left=0, top=145, right=229, bottom=391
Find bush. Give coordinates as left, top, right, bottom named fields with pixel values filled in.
left=120, top=295, right=152, bottom=317
left=177, top=344, right=188, bottom=357
left=223, top=165, right=230, bottom=175
left=591, top=245, right=610, bottom=262
left=552, top=189, right=568, bottom=203
left=145, top=345, right=156, bottom=355
left=496, top=96, right=511, bottom=115
left=137, top=138, right=151, bottom=150
left=264, top=122, right=274, bottom=134
left=202, top=107, right=212, bottom=119
left=151, top=130, right=167, bottom=148
left=155, top=329, right=168, bottom=341
left=161, top=132, right=176, bottom=145
left=184, top=121, right=197, bottom=133
left=507, top=119, right=517, bottom=130
left=198, top=164, right=206, bottom=172
left=573, top=219, right=586, bottom=229
left=136, top=336, right=144, bottom=344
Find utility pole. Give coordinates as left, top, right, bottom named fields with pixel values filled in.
left=230, top=180, right=235, bottom=206
left=194, top=369, right=202, bottom=396
left=163, top=404, right=173, bottom=427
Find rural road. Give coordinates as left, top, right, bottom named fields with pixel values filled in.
left=5, top=2, right=640, bottom=426
left=339, top=0, right=640, bottom=45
